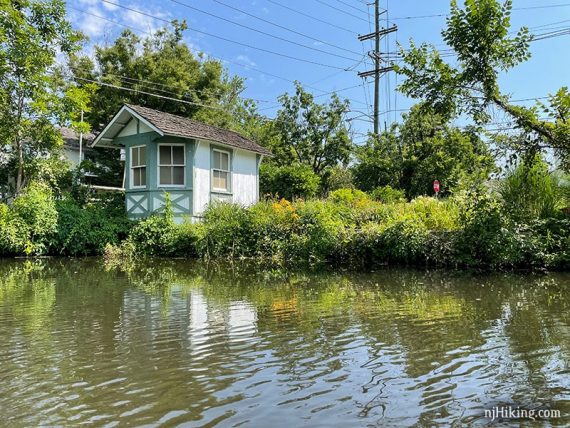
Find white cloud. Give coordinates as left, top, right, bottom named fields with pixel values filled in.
left=102, top=0, right=120, bottom=11
left=236, top=54, right=256, bottom=69
left=75, top=5, right=109, bottom=38
left=120, top=3, right=170, bottom=34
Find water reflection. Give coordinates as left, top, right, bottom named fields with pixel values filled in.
left=0, top=259, right=568, bottom=426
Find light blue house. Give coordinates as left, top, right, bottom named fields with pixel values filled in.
left=91, top=104, right=271, bottom=221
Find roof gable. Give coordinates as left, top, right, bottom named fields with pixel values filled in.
left=92, top=104, right=272, bottom=156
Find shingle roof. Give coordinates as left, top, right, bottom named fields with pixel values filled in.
left=125, top=104, right=272, bottom=156
left=59, top=127, right=95, bottom=149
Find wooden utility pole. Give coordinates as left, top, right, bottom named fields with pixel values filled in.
left=358, top=0, right=397, bottom=135
left=374, top=0, right=380, bottom=135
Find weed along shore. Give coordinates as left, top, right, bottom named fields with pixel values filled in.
left=2, top=184, right=567, bottom=271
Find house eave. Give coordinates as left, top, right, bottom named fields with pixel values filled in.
left=91, top=105, right=165, bottom=148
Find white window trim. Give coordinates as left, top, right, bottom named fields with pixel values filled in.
left=211, top=148, right=232, bottom=193
left=157, top=143, right=186, bottom=188
left=130, top=145, right=147, bottom=189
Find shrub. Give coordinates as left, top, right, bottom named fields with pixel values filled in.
left=11, top=182, right=58, bottom=254
left=0, top=203, right=29, bottom=255
left=322, top=166, right=354, bottom=193
left=199, top=202, right=251, bottom=258
left=453, top=191, right=511, bottom=267
left=329, top=188, right=369, bottom=205
left=370, top=185, right=406, bottom=203
left=49, top=198, right=131, bottom=256
left=501, top=155, right=560, bottom=221
left=260, top=163, right=320, bottom=200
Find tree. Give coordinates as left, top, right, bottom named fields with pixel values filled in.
left=270, top=82, right=352, bottom=176
left=260, top=163, right=320, bottom=200
left=399, top=107, right=496, bottom=197
left=0, top=0, right=92, bottom=195
left=70, top=23, right=251, bottom=132
left=352, top=106, right=496, bottom=198
left=352, top=128, right=401, bottom=192
left=396, top=0, right=570, bottom=171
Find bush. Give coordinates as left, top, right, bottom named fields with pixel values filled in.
left=0, top=203, right=29, bottom=255
left=11, top=182, right=58, bottom=254
left=49, top=198, right=131, bottom=256
left=370, top=185, right=406, bottom=203
left=501, top=155, right=561, bottom=221
left=322, top=166, right=354, bottom=193
left=260, top=163, right=320, bottom=200
left=198, top=202, right=251, bottom=258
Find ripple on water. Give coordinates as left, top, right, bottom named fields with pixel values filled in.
left=0, top=262, right=569, bottom=426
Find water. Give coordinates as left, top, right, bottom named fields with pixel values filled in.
left=0, top=259, right=568, bottom=427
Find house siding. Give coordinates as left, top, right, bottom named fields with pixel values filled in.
left=122, top=132, right=194, bottom=222
left=193, top=140, right=211, bottom=217
left=233, top=149, right=258, bottom=206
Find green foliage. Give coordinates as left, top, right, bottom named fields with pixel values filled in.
left=49, top=197, right=131, bottom=256
left=396, top=0, right=569, bottom=172
left=72, top=24, right=251, bottom=133
left=0, top=204, right=29, bottom=256
left=371, top=186, right=406, bottom=203
left=322, top=165, right=354, bottom=193
left=352, top=107, right=495, bottom=198
left=453, top=190, right=511, bottom=267
left=501, top=155, right=561, bottom=221
left=11, top=182, right=58, bottom=254
left=399, top=107, right=496, bottom=198
left=260, top=163, right=320, bottom=200
left=269, top=82, right=352, bottom=176
left=329, top=188, right=369, bottom=205
left=0, top=0, right=92, bottom=194
left=352, top=130, right=401, bottom=192
left=199, top=202, right=251, bottom=258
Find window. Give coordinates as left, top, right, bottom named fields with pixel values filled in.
left=212, top=149, right=230, bottom=192
left=159, top=144, right=185, bottom=186
left=130, top=146, right=146, bottom=188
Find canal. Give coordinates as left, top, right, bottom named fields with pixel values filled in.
left=0, top=259, right=568, bottom=426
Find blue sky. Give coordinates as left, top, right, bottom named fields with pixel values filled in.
left=66, top=0, right=570, bottom=142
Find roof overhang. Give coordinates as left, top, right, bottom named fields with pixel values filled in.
left=91, top=105, right=164, bottom=148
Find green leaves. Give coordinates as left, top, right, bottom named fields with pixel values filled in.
left=271, top=82, right=351, bottom=176
left=397, top=0, right=569, bottom=172
left=0, top=0, right=90, bottom=194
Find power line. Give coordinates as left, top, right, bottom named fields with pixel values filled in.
left=389, top=2, right=570, bottom=20
left=265, top=0, right=358, bottom=34
left=209, top=0, right=363, bottom=57
left=68, top=64, right=276, bottom=104
left=73, top=76, right=228, bottom=111
left=101, top=0, right=350, bottom=70
left=66, top=6, right=305, bottom=91
left=332, top=0, right=369, bottom=16
left=167, top=0, right=362, bottom=62
left=314, top=0, right=369, bottom=23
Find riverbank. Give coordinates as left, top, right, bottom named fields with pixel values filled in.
left=1, top=186, right=569, bottom=270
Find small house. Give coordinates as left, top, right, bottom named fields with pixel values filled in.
left=91, top=104, right=271, bottom=222
left=59, top=127, right=95, bottom=168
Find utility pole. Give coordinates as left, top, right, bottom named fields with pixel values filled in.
left=358, top=0, right=397, bottom=135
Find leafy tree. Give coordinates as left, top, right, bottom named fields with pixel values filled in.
left=352, top=128, right=402, bottom=192
left=270, top=82, right=352, bottom=176
left=71, top=23, right=251, bottom=132
left=260, top=163, right=320, bottom=200
left=399, top=107, right=496, bottom=198
left=396, top=0, right=570, bottom=170
left=0, top=0, right=92, bottom=195
left=353, top=106, right=495, bottom=197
